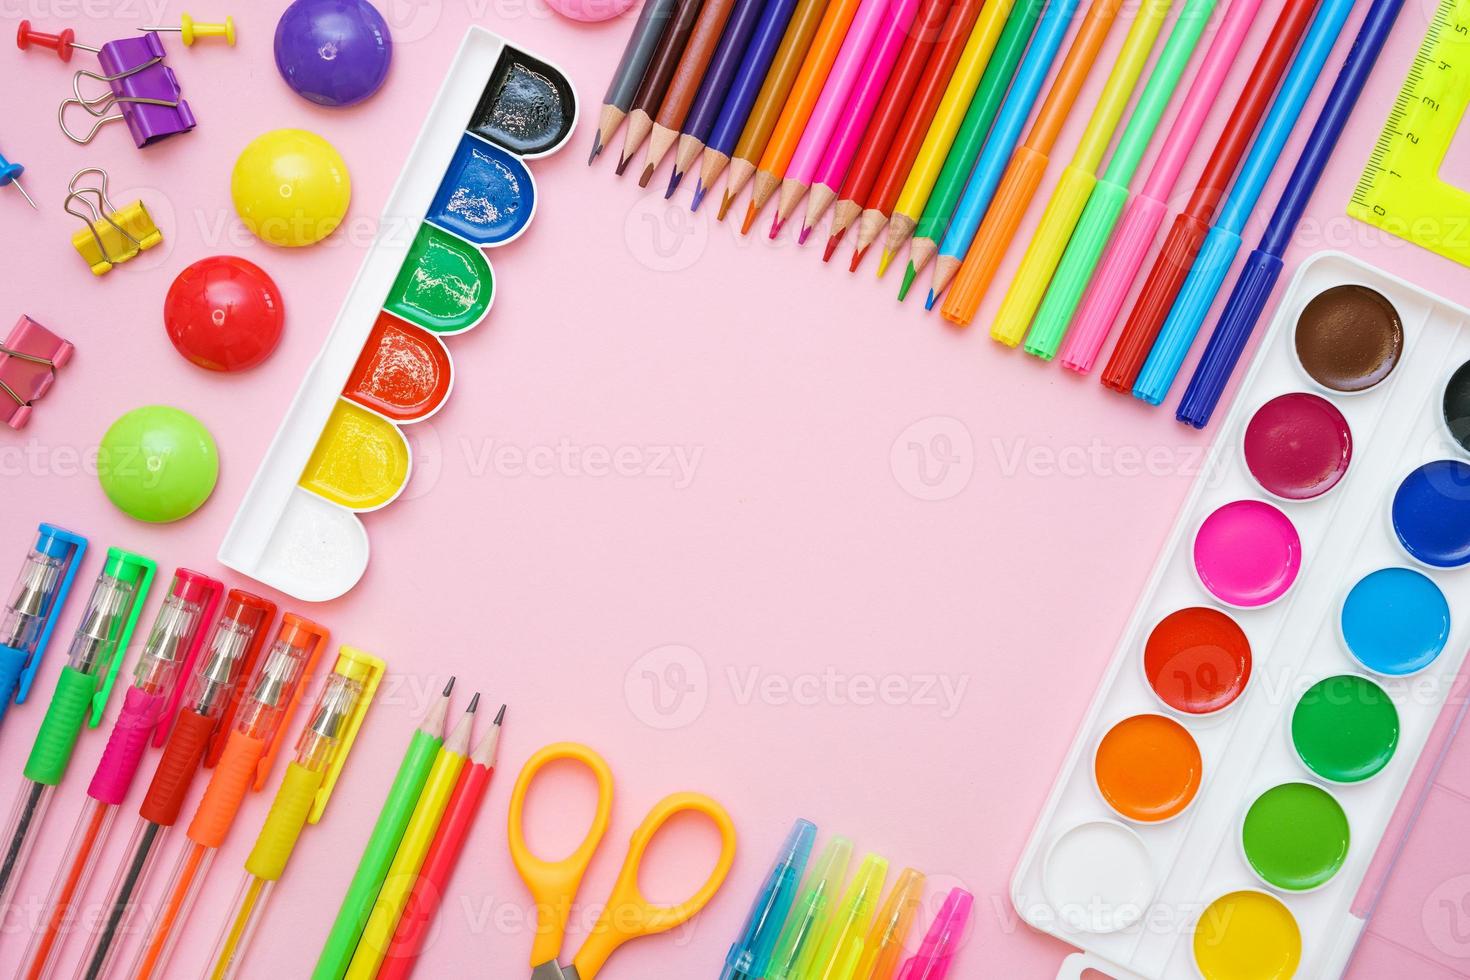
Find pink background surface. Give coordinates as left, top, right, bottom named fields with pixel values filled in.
left=3, top=0, right=1470, bottom=976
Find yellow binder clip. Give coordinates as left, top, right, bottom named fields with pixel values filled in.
left=64, top=167, right=162, bottom=275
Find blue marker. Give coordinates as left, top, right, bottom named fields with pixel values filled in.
left=927, top=0, right=1084, bottom=309
left=1177, top=0, right=1407, bottom=427
left=721, top=818, right=817, bottom=980
left=1131, top=0, right=1356, bottom=405
left=0, top=524, right=88, bottom=722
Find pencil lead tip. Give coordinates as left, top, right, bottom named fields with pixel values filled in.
left=467, top=692, right=480, bottom=712
left=587, top=133, right=602, bottom=165
left=666, top=169, right=684, bottom=199
left=898, top=264, right=917, bottom=302
left=798, top=224, right=812, bottom=245
left=691, top=182, right=706, bottom=212
left=494, top=704, right=506, bottom=725
left=614, top=154, right=632, bottom=177
left=924, top=290, right=937, bottom=312
left=769, top=214, right=784, bottom=239
left=638, top=163, right=655, bottom=188
left=848, top=246, right=868, bottom=274
left=443, top=677, right=456, bottom=696
left=740, top=203, right=757, bottom=236
left=823, top=229, right=844, bottom=263
left=877, top=250, right=893, bottom=278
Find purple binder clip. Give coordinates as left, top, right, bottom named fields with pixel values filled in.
left=0, top=316, right=73, bottom=429
left=60, top=33, right=195, bottom=147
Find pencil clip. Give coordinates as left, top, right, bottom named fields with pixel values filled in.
left=0, top=315, right=74, bottom=429
left=154, top=569, right=226, bottom=748
left=7, top=524, right=88, bottom=711
left=64, top=168, right=162, bottom=275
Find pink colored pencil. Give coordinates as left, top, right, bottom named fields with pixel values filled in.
left=800, top=0, right=918, bottom=243
left=771, top=0, right=896, bottom=237
left=1058, top=0, right=1263, bottom=373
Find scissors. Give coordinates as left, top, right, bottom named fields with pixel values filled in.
left=509, top=742, right=738, bottom=980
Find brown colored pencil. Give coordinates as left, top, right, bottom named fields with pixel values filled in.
left=618, top=0, right=708, bottom=175
left=640, top=0, right=739, bottom=186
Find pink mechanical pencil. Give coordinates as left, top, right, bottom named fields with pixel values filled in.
left=1057, top=0, right=1262, bottom=373
left=800, top=0, right=918, bottom=242
left=20, top=569, right=222, bottom=980
left=771, top=0, right=896, bottom=236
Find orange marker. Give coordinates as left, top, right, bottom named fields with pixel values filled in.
left=940, top=0, right=1124, bottom=325
left=740, top=0, right=864, bottom=234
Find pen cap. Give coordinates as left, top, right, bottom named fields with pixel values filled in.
left=722, top=818, right=819, bottom=980
left=68, top=548, right=156, bottom=727
left=303, top=645, right=384, bottom=822
left=897, top=888, right=973, bottom=980
left=138, top=568, right=224, bottom=746
left=184, top=591, right=277, bottom=730
left=209, top=613, right=329, bottom=789
left=3, top=525, right=87, bottom=702
left=811, top=853, right=888, bottom=980
left=767, top=835, right=854, bottom=980
left=855, top=867, right=925, bottom=980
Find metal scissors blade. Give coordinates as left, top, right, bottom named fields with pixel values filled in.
left=531, top=962, right=568, bottom=980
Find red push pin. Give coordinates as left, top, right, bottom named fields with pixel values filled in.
left=15, top=20, right=98, bottom=62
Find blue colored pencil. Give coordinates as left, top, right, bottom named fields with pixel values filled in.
left=1176, top=0, right=1406, bottom=428
left=925, top=0, right=1082, bottom=310
left=669, top=0, right=771, bottom=196
left=693, top=0, right=802, bottom=210
left=1130, top=0, right=1355, bottom=405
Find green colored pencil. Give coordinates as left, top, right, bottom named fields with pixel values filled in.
left=312, top=680, right=453, bottom=980
left=897, top=0, right=1046, bottom=302
left=1022, top=0, right=1220, bottom=358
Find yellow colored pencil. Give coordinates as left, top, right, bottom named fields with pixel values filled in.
left=342, top=697, right=477, bottom=980
left=880, top=0, right=1015, bottom=270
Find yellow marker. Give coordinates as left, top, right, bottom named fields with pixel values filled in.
left=989, top=0, right=1173, bottom=346
left=1193, top=890, right=1301, bottom=979
left=853, top=867, right=925, bottom=980
left=344, top=695, right=478, bottom=979
left=881, top=0, right=1017, bottom=272
left=804, top=853, right=887, bottom=980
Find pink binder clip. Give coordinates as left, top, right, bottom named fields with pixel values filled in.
left=1, top=316, right=73, bottom=429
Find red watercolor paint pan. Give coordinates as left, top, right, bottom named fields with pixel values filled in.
left=343, top=312, right=455, bottom=422
left=1142, top=606, right=1252, bottom=715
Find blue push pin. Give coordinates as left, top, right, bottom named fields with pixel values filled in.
left=0, top=149, right=36, bottom=210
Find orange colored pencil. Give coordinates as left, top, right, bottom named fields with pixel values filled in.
left=941, top=0, right=1124, bottom=323
left=740, top=0, right=865, bottom=234
left=850, top=0, right=982, bottom=269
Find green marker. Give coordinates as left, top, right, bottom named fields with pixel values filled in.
left=0, top=547, right=156, bottom=910
left=313, top=678, right=454, bottom=980
left=898, top=0, right=1047, bottom=302
left=765, top=835, right=853, bottom=980
left=1021, top=0, right=1219, bottom=358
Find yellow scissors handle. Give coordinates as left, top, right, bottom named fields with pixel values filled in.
left=571, top=792, right=738, bottom=980
left=508, top=742, right=615, bottom=970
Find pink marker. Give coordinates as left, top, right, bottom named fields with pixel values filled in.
left=771, top=0, right=897, bottom=237
left=1059, top=0, right=1262, bottom=373
left=19, top=569, right=222, bottom=980
left=800, top=0, right=917, bottom=243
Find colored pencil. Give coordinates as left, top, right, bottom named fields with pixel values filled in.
left=940, top=0, right=1130, bottom=326
left=1129, top=0, right=1354, bottom=404
left=773, top=0, right=897, bottom=236
left=1056, top=0, right=1267, bottom=370
left=617, top=0, right=707, bottom=175
left=899, top=0, right=1044, bottom=300
left=1011, top=0, right=1217, bottom=357
left=718, top=0, right=832, bottom=217
left=668, top=0, right=769, bottom=195
left=801, top=0, right=919, bottom=240
left=641, top=0, right=740, bottom=185
left=312, top=683, right=452, bottom=980
left=880, top=0, right=1015, bottom=271
left=1098, top=0, right=1320, bottom=388
left=740, top=0, right=865, bottom=233
left=591, top=0, right=679, bottom=164
left=694, top=0, right=803, bottom=209
left=925, top=0, right=1081, bottom=307
left=851, top=0, right=984, bottom=269
left=1178, top=0, right=1405, bottom=428
left=343, top=697, right=477, bottom=980
left=823, top=0, right=955, bottom=259
left=377, top=706, right=504, bottom=980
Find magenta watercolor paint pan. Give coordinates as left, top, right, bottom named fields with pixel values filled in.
left=1013, top=253, right=1470, bottom=979
left=218, top=28, right=576, bottom=601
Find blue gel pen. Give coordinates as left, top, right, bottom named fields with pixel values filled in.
left=0, top=524, right=87, bottom=722
left=721, top=818, right=817, bottom=980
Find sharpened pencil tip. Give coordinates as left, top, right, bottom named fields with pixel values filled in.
left=769, top=214, right=784, bottom=239
left=877, top=250, right=893, bottom=278
left=691, top=182, right=706, bottom=212
left=718, top=192, right=734, bottom=221
left=666, top=169, right=684, bottom=199
left=898, top=264, right=917, bottom=302
left=638, top=163, right=655, bottom=188
left=587, top=133, right=602, bottom=165
left=467, top=692, right=480, bottom=712
left=740, top=203, right=756, bottom=236
left=614, top=154, right=632, bottom=177
left=443, top=677, right=456, bottom=696
left=849, top=246, right=868, bottom=274
left=925, top=290, right=937, bottom=312
left=798, top=224, right=812, bottom=245
left=494, top=704, right=506, bottom=725
left=823, top=228, right=845, bottom=263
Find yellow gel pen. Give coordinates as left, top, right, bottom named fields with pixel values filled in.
left=855, top=867, right=925, bottom=980
left=807, top=852, right=888, bottom=980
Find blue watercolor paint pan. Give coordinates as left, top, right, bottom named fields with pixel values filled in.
left=427, top=133, right=538, bottom=247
